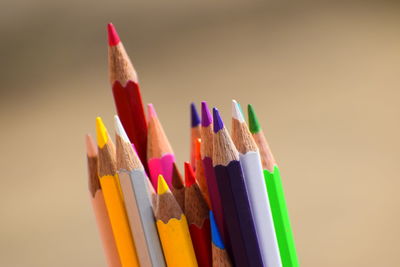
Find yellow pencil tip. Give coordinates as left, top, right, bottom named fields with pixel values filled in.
left=96, top=117, right=109, bottom=148
left=157, top=175, right=169, bottom=195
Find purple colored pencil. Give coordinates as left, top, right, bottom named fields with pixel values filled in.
left=200, top=102, right=230, bottom=249
left=212, top=107, right=264, bottom=267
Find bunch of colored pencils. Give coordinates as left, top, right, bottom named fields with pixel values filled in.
left=85, top=23, right=299, bottom=267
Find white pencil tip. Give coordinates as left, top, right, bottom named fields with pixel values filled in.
left=114, top=115, right=130, bottom=143
left=232, top=100, right=245, bottom=122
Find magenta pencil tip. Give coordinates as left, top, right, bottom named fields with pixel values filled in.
left=213, top=107, right=224, bottom=133
left=191, top=103, right=200, bottom=127
left=201, top=101, right=212, bottom=127
left=107, top=23, right=120, bottom=46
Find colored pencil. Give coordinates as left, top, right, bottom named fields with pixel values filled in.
left=108, top=23, right=148, bottom=169
left=210, top=211, right=231, bottom=267
left=147, top=103, right=175, bottom=189
left=114, top=116, right=166, bottom=267
left=248, top=104, right=299, bottom=267
left=171, top=163, right=185, bottom=212
left=231, top=100, right=282, bottom=267
left=86, top=134, right=121, bottom=267
left=190, top=103, right=201, bottom=170
left=200, top=102, right=228, bottom=248
left=194, top=138, right=211, bottom=208
left=212, top=107, right=264, bottom=267
left=96, top=117, right=139, bottom=267
left=155, top=175, right=198, bottom=267
left=184, top=162, right=212, bottom=267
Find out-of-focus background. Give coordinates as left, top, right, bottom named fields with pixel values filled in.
left=1, top=0, right=400, bottom=266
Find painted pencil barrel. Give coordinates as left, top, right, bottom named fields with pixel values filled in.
left=130, top=170, right=166, bottom=267
left=239, top=152, right=282, bottom=267
left=156, top=215, right=198, bottom=267
left=100, top=175, right=139, bottom=267
left=264, top=166, right=299, bottom=267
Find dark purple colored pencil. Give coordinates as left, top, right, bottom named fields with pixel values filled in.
left=212, top=107, right=264, bottom=267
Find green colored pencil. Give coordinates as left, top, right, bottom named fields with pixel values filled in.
left=248, top=104, right=299, bottom=267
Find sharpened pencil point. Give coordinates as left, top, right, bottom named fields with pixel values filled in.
left=232, top=100, right=245, bottom=122
left=96, top=117, right=109, bottom=148
left=248, top=104, right=262, bottom=134
left=107, top=23, right=121, bottom=46
left=147, top=103, right=158, bottom=119
left=201, top=101, right=212, bottom=127
left=210, top=211, right=225, bottom=249
left=114, top=115, right=130, bottom=143
left=157, top=175, right=169, bottom=195
left=184, top=162, right=196, bottom=187
left=85, top=134, right=98, bottom=157
left=195, top=138, right=201, bottom=160
left=191, top=102, right=201, bottom=127
left=213, top=108, right=224, bottom=133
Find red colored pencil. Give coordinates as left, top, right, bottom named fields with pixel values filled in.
left=107, top=23, right=148, bottom=170
left=184, top=162, right=212, bottom=267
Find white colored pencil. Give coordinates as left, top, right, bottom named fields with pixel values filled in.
left=115, top=115, right=166, bottom=267
left=231, top=100, right=282, bottom=267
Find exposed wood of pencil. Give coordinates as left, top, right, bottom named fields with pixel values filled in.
left=171, top=163, right=185, bottom=212
left=108, top=43, right=138, bottom=86
left=252, top=131, right=277, bottom=172
left=200, top=124, right=213, bottom=159
left=155, top=186, right=183, bottom=224
left=195, top=139, right=211, bottom=208
left=86, top=134, right=121, bottom=267
left=185, top=164, right=209, bottom=228
left=231, top=121, right=258, bottom=154
left=147, top=105, right=174, bottom=159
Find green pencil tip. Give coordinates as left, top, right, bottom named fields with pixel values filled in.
left=248, top=104, right=262, bottom=133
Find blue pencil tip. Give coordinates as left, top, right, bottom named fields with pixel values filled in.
left=210, top=211, right=225, bottom=249
left=213, top=108, right=224, bottom=133
left=190, top=103, right=200, bottom=127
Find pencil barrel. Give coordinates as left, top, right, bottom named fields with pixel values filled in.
left=264, top=167, right=299, bottom=267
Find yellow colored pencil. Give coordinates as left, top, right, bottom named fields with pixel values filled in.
left=96, top=117, right=139, bottom=267
left=155, top=175, right=198, bottom=267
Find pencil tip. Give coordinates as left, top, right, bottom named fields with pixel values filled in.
left=147, top=103, right=158, bottom=119
left=96, top=117, right=109, bottom=148
left=107, top=23, right=120, bottom=46
left=195, top=138, right=201, bottom=160
left=248, top=104, right=262, bottom=133
left=157, top=175, right=169, bottom=195
left=184, top=162, right=196, bottom=187
left=85, top=134, right=98, bottom=157
left=213, top=108, right=224, bottom=133
left=210, top=211, right=225, bottom=248
left=190, top=102, right=201, bottom=127
left=232, top=100, right=245, bottom=122
left=114, top=115, right=130, bottom=143
left=201, top=101, right=212, bottom=127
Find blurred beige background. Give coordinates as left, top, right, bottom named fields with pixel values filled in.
left=1, top=0, right=400, bottom=266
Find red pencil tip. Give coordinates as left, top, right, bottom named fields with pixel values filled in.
left=107, top=23, right=120, bottom=46
left=184, top=162, right=196, bottom=187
